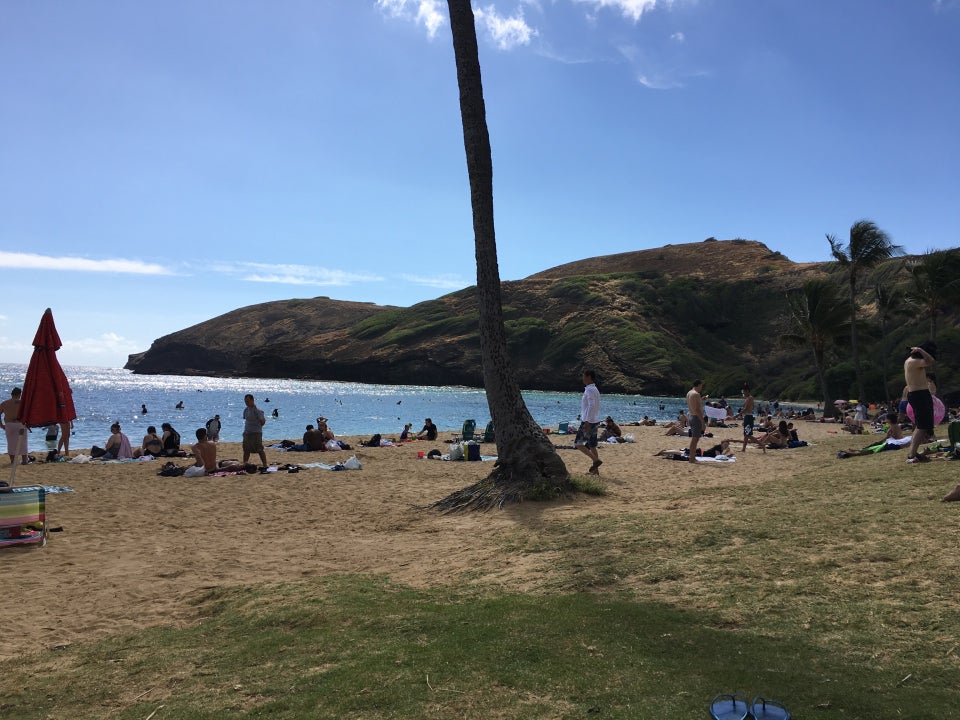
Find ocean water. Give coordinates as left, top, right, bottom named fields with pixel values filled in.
left=0, top=364, right=692, bottom=452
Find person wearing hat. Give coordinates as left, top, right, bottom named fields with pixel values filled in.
left=904, top=342, right=937, bottom=464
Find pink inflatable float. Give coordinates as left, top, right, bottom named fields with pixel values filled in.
left=906, top=396, right=945, bottom=425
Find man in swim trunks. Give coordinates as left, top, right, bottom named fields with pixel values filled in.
left=0, top=387, right=29, bottom=465
left=242, top=393, right=268, bottom=468
left=686, top=380, right=705, bottom=463
left=904, top=342, right=937, bottom=464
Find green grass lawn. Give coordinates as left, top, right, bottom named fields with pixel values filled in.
left=3, top=453, right=959, bottom=719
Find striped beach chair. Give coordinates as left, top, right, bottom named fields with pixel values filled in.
left=0, top=486, right=47, bottom=548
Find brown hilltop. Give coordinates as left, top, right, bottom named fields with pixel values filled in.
left=530, top=238, right=819, bottom=281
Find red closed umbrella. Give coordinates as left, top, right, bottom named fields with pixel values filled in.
left=9, top=309, right=76, bottom=485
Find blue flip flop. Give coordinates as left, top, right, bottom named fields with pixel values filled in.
left=749, top=696, right=791, bottom=720
left=709, top=692, right=749, bottom=720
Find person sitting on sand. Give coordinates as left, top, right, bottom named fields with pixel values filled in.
left=757, top=420, right=790, bottom=452
left=600, top=416, right=622, bottom=441
left=400, top=423, right=413, bottom=441
left=92, top=422, right=133, bottom=460
left=133, top=426, right=163, bottom=458
left=291, top=424, right=326, bottom=452
left=837, top=413, right=906, bottom=458
left=189, top=427, right=218, bottom=474
left=417, top=418, right=438, bottom=441
left=159, top=423, right=181, bottom=456
left=640, top=415, right=657, bottom=426
left=662, top=411, right=688, bottom=436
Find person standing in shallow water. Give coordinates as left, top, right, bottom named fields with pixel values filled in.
left=242, top=393, right=268, bottom=468
left=575, top=369, right=602, bottom=475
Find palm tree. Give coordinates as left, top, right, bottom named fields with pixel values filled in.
left=904, top=248, right=960, bottom=342
left=827, top=220, right=903, bottom=402
left=434, top=0, right=570, bottom=510
left=780, top=279, right=851, bottom=418
left=872, top=272, right=906, bottom=402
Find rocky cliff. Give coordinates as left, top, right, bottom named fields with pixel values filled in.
left=126, top=239, right=956, bottom=399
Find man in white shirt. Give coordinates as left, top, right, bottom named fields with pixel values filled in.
left=576, top=369, right=602, bottom=475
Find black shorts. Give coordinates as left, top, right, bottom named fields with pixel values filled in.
left=907, top=389, right=934, bottom=432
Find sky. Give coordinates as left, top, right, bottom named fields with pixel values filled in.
left=1, top=0, right=958, bottom=368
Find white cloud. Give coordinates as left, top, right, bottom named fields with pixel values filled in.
left=401, top=273, right=470, bottom=290
left=635, top=72, right=681, bottom=89
left=0, top=314, right=7, bottom=323
left=377, top=0, right=446, bottom=38
left=671, top=31, right=685, bottom=42
left=214, top=261, right=382, bottom=286
left=572, top=0, right=669, bottom=23
left=474, top=5, right=539, bottom=50
left=61, top=332, right=141, bottom=357
left=0, top=251, right=172, bottom=275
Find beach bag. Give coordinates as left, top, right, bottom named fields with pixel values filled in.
left=466, top=442, right=481, bottom=461
left=158, top=462, right=184, bottom=477
left=343, top=455, right=362, bottom=470
left=184, top=465, right=206, bottom=477
left=325, top=440, right=340, bottom=451
left=448, top=443, right=464, bottom=461
left=949, top=421, right=960, bottom=448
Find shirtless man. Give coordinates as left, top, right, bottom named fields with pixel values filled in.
left=904, top=342, right=937, bottom=464
left=191, top=427, right=218, bottom=474
left=0, top=387, right=29, bottom=465
left=686, top=380, right=705, bottom=463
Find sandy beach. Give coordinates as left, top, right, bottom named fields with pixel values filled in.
left=0, top=420, right=943, bottom=661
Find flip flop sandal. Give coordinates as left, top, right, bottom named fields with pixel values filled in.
left=749, top=696, right=791, bottom=720
left=709, top=692, right=749, bottom=720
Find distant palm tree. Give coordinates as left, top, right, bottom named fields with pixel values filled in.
left=435, top=0, right=570, bottom=510
left=904, top=248, right=960, bottom=342
left=781, top=280, right=851, bottom=417
left=827, top=220, right=903, bottom=401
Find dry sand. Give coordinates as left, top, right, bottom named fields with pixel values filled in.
left=3, top=420, right=861, bottom=660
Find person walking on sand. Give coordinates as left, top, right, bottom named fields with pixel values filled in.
left=686, top=380, right=706, bottom=463
left=0, top=387, right=29, bottom=465
left=741, top=384, right=756, bottom=452
left=904, top=342, right=937, bottom=464
left=242, top=393, right=268, bottom=468
left=576, top=369, right=602, bottom=475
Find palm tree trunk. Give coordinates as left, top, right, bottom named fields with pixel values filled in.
left=849, top=279, right=864, bottom=402
left=814, top=348, right=835, bottom=419
left=434, top=0, right=569, bottom=511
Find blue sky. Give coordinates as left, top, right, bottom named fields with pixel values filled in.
left=1, top=0, right=958, bottom=368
